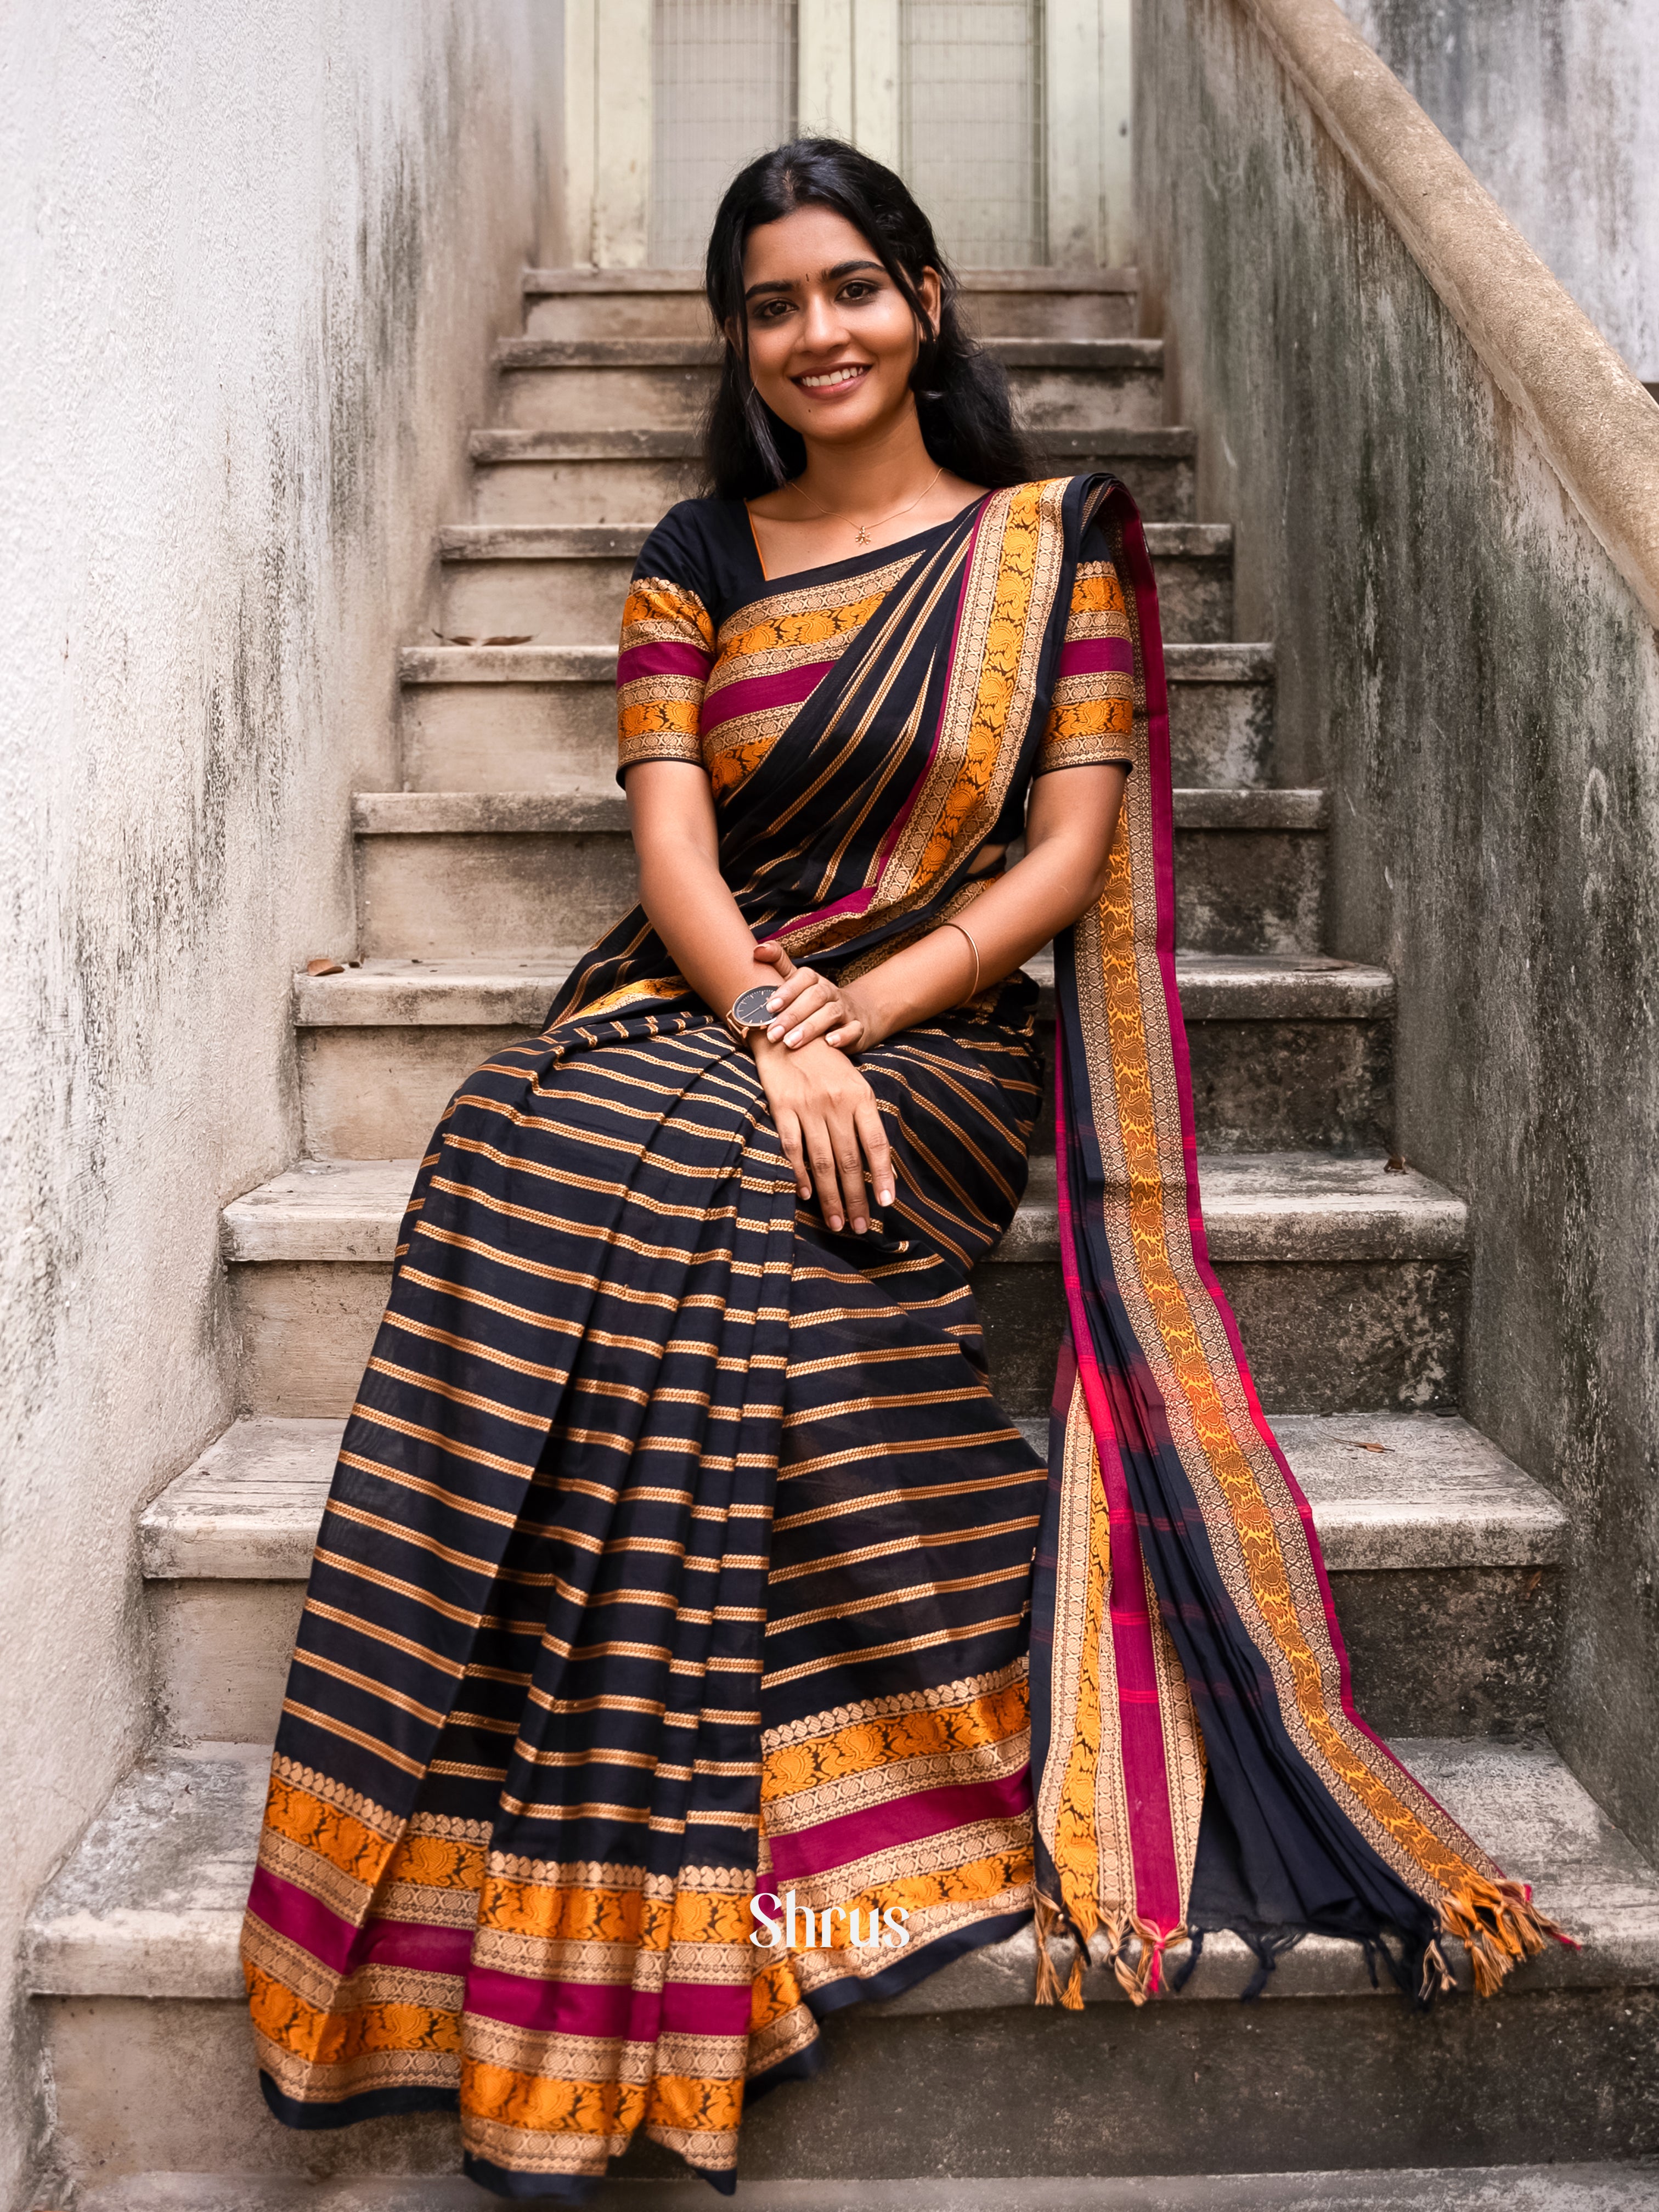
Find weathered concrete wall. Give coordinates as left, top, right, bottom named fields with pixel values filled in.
left=1338, top=0, right=1659, bottom=379
left=0, top=4, right=560, bottom=2201
left=1135, top=0, right=1659, bottom=1861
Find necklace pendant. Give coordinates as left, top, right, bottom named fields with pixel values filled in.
left=854, top=523, right=871, bottom=544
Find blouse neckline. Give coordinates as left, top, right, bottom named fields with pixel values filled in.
left=740, top=490, right=992, bottom=592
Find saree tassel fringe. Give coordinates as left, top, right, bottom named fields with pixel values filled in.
left=1133, top=1918, right=1188, bottom=2004
left=1439, top=1878, right=1571, bottom=1996
left=1239, top=1933, right=1305, bottom=2004
left=1040, top=1905, right=1190, bottom=2011
left=1033, top=1892, right=1066, bottom=2008
left=1096, top=1912, right=1141, bottom=2006
left=1033, top=1889, right=1105, bottom=2010
left=1169, top=1927, right=1205, bottom=1994
left=1419, top=1937, right=1457, bottom=2003
left=1104, top=1918, right=1188, bottom=2007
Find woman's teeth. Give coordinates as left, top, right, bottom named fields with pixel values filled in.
left=798, top=365, right=867, bottom=390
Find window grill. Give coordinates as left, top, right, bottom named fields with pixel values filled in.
left=651, top=0, right=799, bottom=269
left=901, top=0, right=1046, bottom=269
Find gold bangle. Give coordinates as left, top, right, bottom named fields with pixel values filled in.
left=936, top=917, right=981, bottom=1002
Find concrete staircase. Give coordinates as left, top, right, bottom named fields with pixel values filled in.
left=23, top=267, right=1659, bottom=2205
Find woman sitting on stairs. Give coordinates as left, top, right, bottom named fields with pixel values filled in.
left=239, top=138, right=1560, bottom=2203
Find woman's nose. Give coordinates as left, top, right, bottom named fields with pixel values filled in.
left=799, top=291, right=848, bottom=350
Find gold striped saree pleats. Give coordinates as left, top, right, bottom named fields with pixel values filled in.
left=243, top=986, right=1052, bottom=2197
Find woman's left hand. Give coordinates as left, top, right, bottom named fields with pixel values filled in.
left=753, top=940, right=875, bottom=1053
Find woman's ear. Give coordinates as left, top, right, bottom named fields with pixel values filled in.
left=917, top=267, right=943, bottom=342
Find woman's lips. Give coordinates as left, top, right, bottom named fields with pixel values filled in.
left=794, top=363, right=872, bottom=395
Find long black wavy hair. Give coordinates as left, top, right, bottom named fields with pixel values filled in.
left=702, top=138, right=1036, bottom=500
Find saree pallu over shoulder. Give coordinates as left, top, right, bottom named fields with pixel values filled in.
left=241, top=476, right=1560, bottom=2205
left=1029, top=482, right=1565, bottom=2007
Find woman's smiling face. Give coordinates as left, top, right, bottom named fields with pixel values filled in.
left=736, top=202, right=939, bottom=451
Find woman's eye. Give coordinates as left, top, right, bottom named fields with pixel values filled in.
left=840, top=282, right=878, bottom=302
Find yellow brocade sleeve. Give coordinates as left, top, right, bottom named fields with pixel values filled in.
left=1035, top=558, right=1136, bottom=775
left=616, top=577, right=716, bottom=778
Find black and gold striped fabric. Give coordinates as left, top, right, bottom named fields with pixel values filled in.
left=244, top=480, right=1138, bottom=2200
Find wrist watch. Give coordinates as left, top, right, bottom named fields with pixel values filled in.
left=724, top=984, right=777, bottom=1042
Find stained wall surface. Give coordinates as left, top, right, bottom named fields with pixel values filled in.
left=1339, top=0, right=1659, bottom=378
left=0, top=5, right=561, bottom=2200
left=1135, top=0, right=1659, bottom=1852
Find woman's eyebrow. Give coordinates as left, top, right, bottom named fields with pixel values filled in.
left=743, top=258, right=886, bottom=301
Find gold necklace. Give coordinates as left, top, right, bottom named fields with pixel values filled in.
left=785, top=463, right=946, bottom=545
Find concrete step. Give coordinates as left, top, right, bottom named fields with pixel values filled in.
left=63, top=2163, right=1659, bottom=2211
left=521, top=263, right=1142, bottom=341
left=491, top=336, right=1167, bottom=434
left=468, top=425, right=1199, bottom=526
left=978, top=1151, right=1468, bottom=1415
left=433, top=518, right=1236, bottom=646
left=27, top=1738, right=1659, bottom=2183
left=223, top=1153, right=1466, bottom=1422
left=399, top=637, right=1272, bottom=793
left=347, top=782, right=1325, bottom=962
left=137, top=1406, right=1565, bottom=1750
left=292, top=951, right=1394, bottom=1161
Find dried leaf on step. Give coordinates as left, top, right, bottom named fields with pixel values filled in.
left=1385, top=1154, right=1408, bottom=1173
left=305, top=957, right=345, bottom=977
left=481, top=634, right=533, bottom=646
left=445, top=635, right=477, bottom=645
left=1355, top=1440, right=1388, bottom=1453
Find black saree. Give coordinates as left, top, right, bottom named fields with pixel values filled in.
left=242, top=474, right=1558, bottom=2202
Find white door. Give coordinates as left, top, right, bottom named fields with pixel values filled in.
left=650, top=1, right=800, bottom=269
left=901, top=1, right=1046, bottom=267
left=578, top=0, right=1127, bottom=270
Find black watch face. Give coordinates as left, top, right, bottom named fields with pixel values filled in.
left=732, top=985, right=775, bottom=1027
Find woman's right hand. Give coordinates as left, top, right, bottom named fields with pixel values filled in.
left=750, top=1033, right=894, bottom=1235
